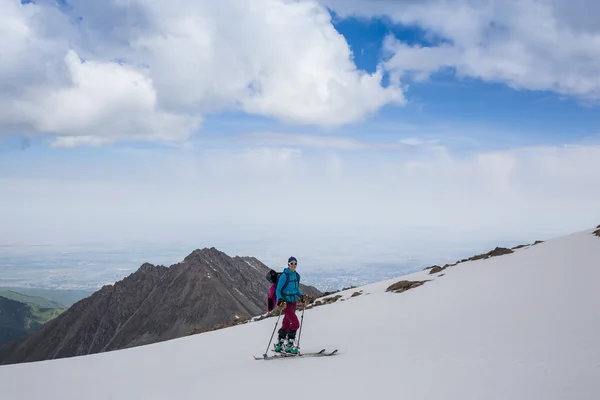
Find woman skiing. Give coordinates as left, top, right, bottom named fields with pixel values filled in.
left=274, top=256, right=306, bottom=354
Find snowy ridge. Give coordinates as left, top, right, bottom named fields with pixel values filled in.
left=1, top=227, right=599, bottom=399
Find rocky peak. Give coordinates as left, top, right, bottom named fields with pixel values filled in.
left=184, top=247, right=225, bottom=260
left=138, top=262, right=166, bottom=273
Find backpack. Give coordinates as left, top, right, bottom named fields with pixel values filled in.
left=266, top=269, right=282, bottom=285
left=266, top=269, right=282, bottom=312
left=265, top=269, right=301, bottom=311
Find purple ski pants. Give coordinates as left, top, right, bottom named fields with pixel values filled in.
left=281, top=301, right=299, bottom=331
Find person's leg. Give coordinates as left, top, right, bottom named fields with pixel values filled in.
left=284, top=302, right=300, bottom=353
left=288, top=302, right=299, bottom=331
left=275, top=305, right=290, bottom=352
left=280, top=306, right=291, bottom=333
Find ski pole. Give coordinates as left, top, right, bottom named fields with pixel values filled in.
left=264, top=308, right=283, bottom=357
left=296, top=303, right=306, bottom=350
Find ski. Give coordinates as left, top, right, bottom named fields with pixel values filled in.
left=253, top=349, right=338, bottom=360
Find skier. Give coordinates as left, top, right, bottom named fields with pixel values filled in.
left=274, top=256, right=306, bottom=354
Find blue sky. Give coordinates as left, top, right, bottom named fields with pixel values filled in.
left=1, top=0, right=600, bottom=274
left=333, top=16, right=600, bottom=147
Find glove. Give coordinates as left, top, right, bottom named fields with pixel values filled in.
left=300, top=295, right=307, bottom=303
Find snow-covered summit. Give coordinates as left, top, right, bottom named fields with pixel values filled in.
left=1, top=227, right=599, bottom=399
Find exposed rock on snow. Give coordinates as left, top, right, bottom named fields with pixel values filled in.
left=425, top=245, right=516, bottom=276
left=429, top=266, right=444, bottom=274
left=385, top=280, right=426, bottom=294
left=464, top=246, right=514, bottom=261
left=512, top=243, right=529, bottom=249
left=310, top=294, right=343, bottom=308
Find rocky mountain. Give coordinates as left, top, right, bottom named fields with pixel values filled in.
left=0, top=248, right=321, bottom=365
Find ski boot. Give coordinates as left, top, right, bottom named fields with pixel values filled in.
left=274, top=328, right=288, bottom=353
left=285, top=339, right=299, bottom=354
left=274, top=337, right=285, bottom=353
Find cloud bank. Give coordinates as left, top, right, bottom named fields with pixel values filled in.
left=2, top=137, right=599, bottom=249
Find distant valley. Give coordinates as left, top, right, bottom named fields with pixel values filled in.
left=0, top=288, right=87, bottom=349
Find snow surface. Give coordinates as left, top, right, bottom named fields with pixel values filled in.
left=2, top=228, right=600, bottom=399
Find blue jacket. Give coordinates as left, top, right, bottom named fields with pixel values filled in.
left=276, top=268, right=303, bottom=303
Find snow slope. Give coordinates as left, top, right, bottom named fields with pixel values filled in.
left=1, top=228, right=600, bottom=399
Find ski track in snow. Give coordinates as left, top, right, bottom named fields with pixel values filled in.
left=1, top=228, right=600, bottom=399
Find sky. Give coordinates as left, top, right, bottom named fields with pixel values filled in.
left=2, top=0, right=600, bottom=271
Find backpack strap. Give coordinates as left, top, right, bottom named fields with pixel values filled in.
left=281, top=272, right=289, bottom=292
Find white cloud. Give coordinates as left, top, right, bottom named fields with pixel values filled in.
left=322, top=0, right=600, bottom=102
left=0, top=0, right=404, bottom=146
left=26, top=50, right=200, bottom=145
left=235, top=131, right=436, bottom=150
left=50, top=135, right=114, bottom=149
